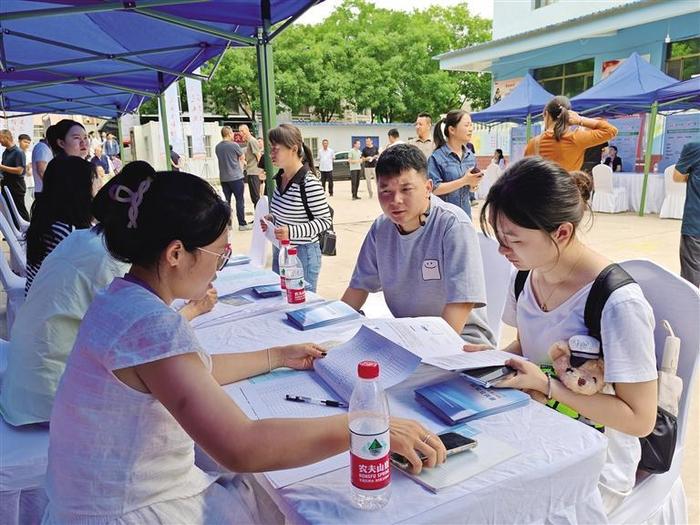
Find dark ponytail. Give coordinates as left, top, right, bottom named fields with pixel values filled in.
left=93, top=162, right=231, bottom=268
left=433, top=110, right=470, bottom=149
left=480, top=156, right=592, bottom=247
left=544, top=96, right=572, bottom=141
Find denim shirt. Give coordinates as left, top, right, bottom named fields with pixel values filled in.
left=428, top=144, right=476, bottom=218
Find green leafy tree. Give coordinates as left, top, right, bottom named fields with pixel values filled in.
left=201, top=47, right=260, bottom=120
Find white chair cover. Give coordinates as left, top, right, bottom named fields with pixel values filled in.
left=476, top=164, right=501, bottom=200
left=0, top=212, right=26, bottom=278
left=607, top=260, right=700, bottom=524
left=0, top=370, right=50, bottom=525
left=2, top=187, right=29, bottom=234
left=0, top=198, right=23, bottom=243
left=478, top=232, right=513, bottom=343
left=659, top=164, right=686, bottom=220
left=248, top=196, right=270, bottom=268
left=0, top=247, right=26, bottom=332
left=592, top=164, right=628, bottom=213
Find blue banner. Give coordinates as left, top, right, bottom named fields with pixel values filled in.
left=509, top=124, right=540, bottom=163
left=660, top=113, right=700, bottom=171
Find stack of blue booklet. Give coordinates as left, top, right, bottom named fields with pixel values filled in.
left=415, top=375, right=530, bottom=425
left=286, top=300, right=361, bottom=330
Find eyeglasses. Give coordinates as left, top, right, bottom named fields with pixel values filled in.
left=197, top=243, right=232, bottom=271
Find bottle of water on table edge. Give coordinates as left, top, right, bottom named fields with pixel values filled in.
left=349, top=360, right=391, bottom=510
left=285, top=247, right=306, bottom=304
left=278, top=239, right=291, bottom=290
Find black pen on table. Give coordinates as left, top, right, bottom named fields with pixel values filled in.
left=285, top=394, right=347, bottom=408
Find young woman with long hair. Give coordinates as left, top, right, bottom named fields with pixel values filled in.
left=24, top=156, right=98, bottom=294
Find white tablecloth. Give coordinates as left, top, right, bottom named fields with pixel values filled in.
left=613, top=172, right=665, bottom=214
left=197, top=314, right=610, bottom=524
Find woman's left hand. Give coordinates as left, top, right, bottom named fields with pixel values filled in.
left=495, top=358, right=548, bottom=393
left=274, top=225, right=290, bottom=241
left=278, top=343, right=327, bottom=370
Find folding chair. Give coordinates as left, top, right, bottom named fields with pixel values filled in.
left=0, top=246, right=26, bottom=332
left=592, top=164, right=628, bottom=213
left=0, top=212, right=26, bottom=278
left=2, top=187, right=30, bottom=233
left=607, top=260, right=700, bottom=524
left=659, top=164, right=686, bottom=220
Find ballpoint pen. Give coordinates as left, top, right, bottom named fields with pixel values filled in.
left=285, top=394, right=348, bottom=408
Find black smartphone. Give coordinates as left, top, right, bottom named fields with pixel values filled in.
left=470, top=166, right=482, bottom=174
left=390, top=432, right=477, bottom=470
left=461, top=365, right=515, bottom=387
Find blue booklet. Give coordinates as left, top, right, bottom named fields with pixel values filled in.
left=415, top=376, right=530, bottom=425
left=286, top=300, right=362, bottom=331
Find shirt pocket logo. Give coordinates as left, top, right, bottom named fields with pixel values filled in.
left=421, top=259, right=441, bottom=281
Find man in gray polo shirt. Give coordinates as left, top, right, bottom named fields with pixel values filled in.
left=341, top=143, right=495, bottom=346
left=216, top=126, right=251, bottom=231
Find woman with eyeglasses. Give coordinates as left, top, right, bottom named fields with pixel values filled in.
left=42, top=167, right=446, bottom=524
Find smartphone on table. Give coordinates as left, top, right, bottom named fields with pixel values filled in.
left=390, top=432, right=477, bottom=471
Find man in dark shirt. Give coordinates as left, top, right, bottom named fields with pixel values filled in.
left=169, top=145, right=181, bottom=171
left=361, top=137, right=378, bottom=198
left=0, top=129, right=30, bottom=223
left=603, top=145, right=623, bottom=172
left=674, top=142, right=700, bottom=287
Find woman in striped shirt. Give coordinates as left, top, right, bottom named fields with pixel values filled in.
left=25, top=156, right=98, bottom=294
left=261, top=124, right=331, bottom=292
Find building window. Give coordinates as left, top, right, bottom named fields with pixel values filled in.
left=534, top=0, right=558, bottom=8
left=304, top=137, right=318, bottom=159
left=666, top=37, right=700, bottom=81
left=534, top=58, right=594, bottom=97
left=186, top=135, right=213, bottom=158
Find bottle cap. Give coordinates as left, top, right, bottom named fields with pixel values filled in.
left=281, top=239, right=290, bottom=245
left=358, top=360, right=379, bottom=379
left=288, top=247, right=297, bottom=255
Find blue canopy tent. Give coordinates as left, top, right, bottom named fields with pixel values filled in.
left=471, top=74, right=555, bottom=141
left=655, top=77, right=700, bottom=111
left=571, top=53, right=685, bottom=215
left=570, top=52, right=678, bottom=116
left=0, top=0, right=323, bottom=182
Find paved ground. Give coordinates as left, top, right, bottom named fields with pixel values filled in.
left=2, top=178, right=697, bottom=521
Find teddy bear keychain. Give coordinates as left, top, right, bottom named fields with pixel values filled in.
left=529, top=335, right=607, bottom=428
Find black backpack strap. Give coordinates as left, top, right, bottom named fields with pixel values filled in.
left=514, top=270, right=530, bottom=302
left=583, top=263, right=636, bottom=352
left=297, top=176, right=314, bottom=222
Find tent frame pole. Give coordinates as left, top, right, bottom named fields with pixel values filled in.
left=525, top=113, right=532, bottom=142
left=639, top=101, right=658, bottom=217
left=158, top=73, right=172, bottom=171
left=2, top=0, right=205, bottom=21
left=256, top=1, right=277, bottom=200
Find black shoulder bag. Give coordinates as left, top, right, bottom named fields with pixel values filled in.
left=298, top=177, right=336, bottom=256
left=515, top=264, right=677, bottom=474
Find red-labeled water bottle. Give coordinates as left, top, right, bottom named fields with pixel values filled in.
left=278, top=239, right=291, bottom=290
left=349, top=360, right=391, bottom=510
left=285, top=248, right=306, bottom=304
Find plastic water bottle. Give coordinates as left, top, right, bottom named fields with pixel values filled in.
left=285, top=248, right=306, bottom=304
left=349, top=361, right=391, bottom=510
left=278, top=239, right=290, bottom=290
